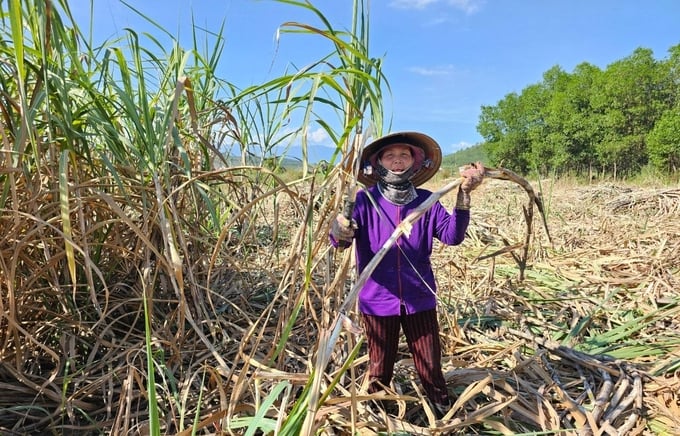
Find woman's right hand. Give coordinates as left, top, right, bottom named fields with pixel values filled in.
left=331, top=213, right=356, bottom=242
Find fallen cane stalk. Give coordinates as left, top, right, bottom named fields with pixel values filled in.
left=616, top=373, right=643, bottom=434
left=508, top=327, right=622, bottom=376
left=591, top=368, right=613, bottom=422
left=509, top=327, right=644, bottom=431
left=301, top=167, right=550, bottom=435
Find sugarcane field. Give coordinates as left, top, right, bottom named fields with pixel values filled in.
left=1, top=0, right=680, bottom=435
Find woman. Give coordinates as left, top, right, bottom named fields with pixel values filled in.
left=329, top=131, right=484, bottom=418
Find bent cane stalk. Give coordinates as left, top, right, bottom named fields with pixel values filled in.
left=303, top=167, right=551, bottom=433
left=481, top=166, right=552, bottom=280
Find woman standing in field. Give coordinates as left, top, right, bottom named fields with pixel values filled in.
left=329, top=131, right=484, bottom=418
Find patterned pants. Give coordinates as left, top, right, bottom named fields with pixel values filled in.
left=362, top=308, right=450, bottom=406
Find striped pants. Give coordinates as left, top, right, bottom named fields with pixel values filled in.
left=362, top=308, right=450, bottom=406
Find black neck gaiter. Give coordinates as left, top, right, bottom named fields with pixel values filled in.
left=375, top=164, right=418, bottom=205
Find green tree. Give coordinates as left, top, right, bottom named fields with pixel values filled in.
left=528, top=65, right=603, bottom=176
left=590, top=48, right=671, bottom=177
left=656, top=44, right=680, bottom=112
left=647, top=107, right=680, bottom=172
left=560, top=63, right=604, bottom=175
left=646, top=44, right=680, bottom=173
left=479, top=92, right=533, bottom=173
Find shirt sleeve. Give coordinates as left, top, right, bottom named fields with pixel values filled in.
left=433, top=202, right=470, bottom=246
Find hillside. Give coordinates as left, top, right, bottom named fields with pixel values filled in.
left=442, top=143, right=488, bottom=169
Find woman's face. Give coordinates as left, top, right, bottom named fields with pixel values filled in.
left=378, top=144, right=414, bottom=173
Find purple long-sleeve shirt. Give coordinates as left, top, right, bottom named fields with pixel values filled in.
left=331, top=185, right=470, bottom=316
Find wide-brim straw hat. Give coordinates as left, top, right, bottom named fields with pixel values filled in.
left=358, top=131, right=442, bottom=187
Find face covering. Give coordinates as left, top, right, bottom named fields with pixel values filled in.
left=375, top=164, right=418, bottom=205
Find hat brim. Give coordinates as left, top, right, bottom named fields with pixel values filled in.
left=358, top=131, right=442, bottom=187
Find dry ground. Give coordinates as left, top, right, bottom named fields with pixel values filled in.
left=354, top=178, right=680, bottom=435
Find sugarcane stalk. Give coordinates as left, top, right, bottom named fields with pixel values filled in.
left=301, top=128, right=366, bottom=435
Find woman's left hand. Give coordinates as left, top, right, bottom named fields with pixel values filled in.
left=459, top=161, right=485, bottom=193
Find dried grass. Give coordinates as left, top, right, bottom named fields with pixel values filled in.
left=2, top=175, right=679, bottom=435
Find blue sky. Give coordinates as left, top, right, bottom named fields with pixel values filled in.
left=71, top=0, right=680, bottom=158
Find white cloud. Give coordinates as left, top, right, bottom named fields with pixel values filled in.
left=447, top=0, right=484, bottom=14
left=307, top=127, right=331, bottom=145
left=390, top=0, right=438, bottom=10
left=389, top=0, right=484, bottom=14
left=407, top=65, right=457, bottom=76
left=424, top=16, right=450, bottom=26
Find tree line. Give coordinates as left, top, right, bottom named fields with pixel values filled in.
left=477, top=45, right=680, bottom=178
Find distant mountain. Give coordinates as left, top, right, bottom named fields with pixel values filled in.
left=223, top=154, right=304, bottom=169
left=272, top=144, right=340, bottom=164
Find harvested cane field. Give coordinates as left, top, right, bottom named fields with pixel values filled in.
left=1, top=170, right=679, bottom=435
left=420, top=178, right=680, bottom=435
